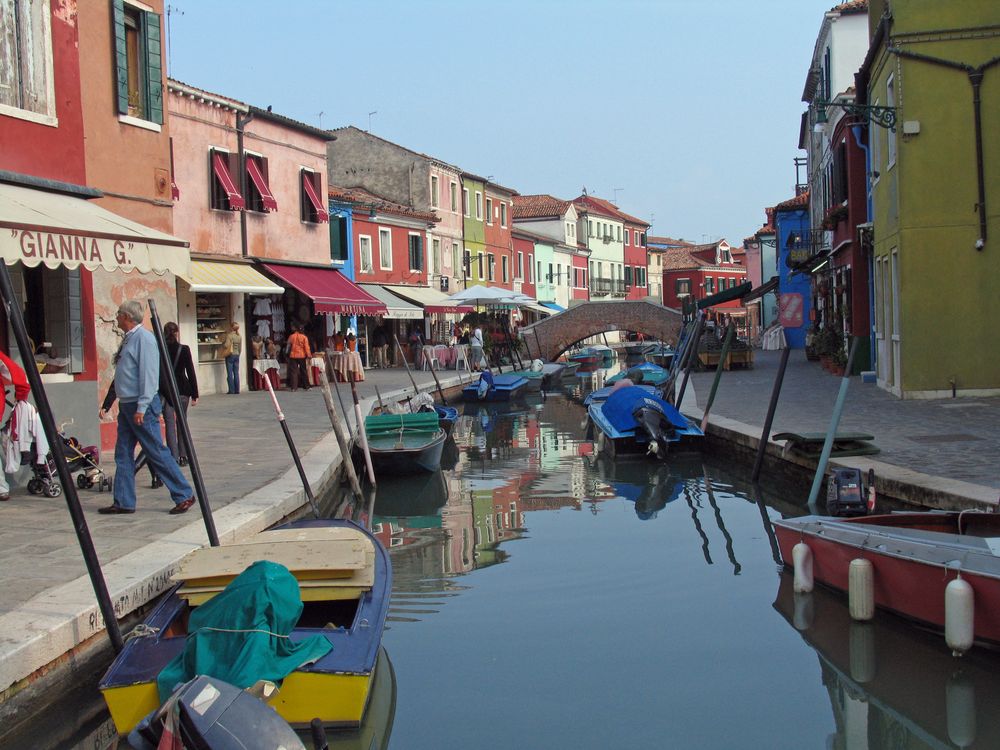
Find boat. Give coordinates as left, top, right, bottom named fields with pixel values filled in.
left=540, top=362, right=566, bottom=388
left=772, top=511, right=1000, bottom=647
left=461, top=371, right=529, bottom=402
left=642, top=343, right=675, bottom=369
left=590, top=343, right=615, bottom=365
left=582, top=382, right=656, bottom=406
left=772, top=572, right=1000, bottom=748
left=560, top=361, right=581, bottom=378
left=567, top=348, right=599, bottom=366
left=587, top=385, right=703, bottom=459
left=362, top=412, right=446, bottom=474
left=509, top=369, right=544, bottom=392
left=432, top=404, right=458, bottom=434
left=100, top=519, right=392, bottom=735
left=605, top=361, right=671, bottom=387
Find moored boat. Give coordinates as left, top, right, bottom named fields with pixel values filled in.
left=100, top=519, right=392, bottom=735
left=432, top=404, right=458, bottom=434
left=583, top=382, right=656, bottom=406
left=773, top=511, right=1000, bottom=648
left=540, top=362, right=566, bottom=388
left=363, top=412, right=446, bottom=473
left=461, top=371, right=529, bottom=402
left=587, top=385, right=703, bottom=459
left=510, top=369, right=544, bottom=392
left=606, top=361, right=670, bottom=387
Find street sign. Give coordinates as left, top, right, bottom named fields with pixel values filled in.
left=779, top=293, right=803, bottom=328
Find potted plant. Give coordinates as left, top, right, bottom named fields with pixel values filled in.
left=830, top=346, right=847, bottom=377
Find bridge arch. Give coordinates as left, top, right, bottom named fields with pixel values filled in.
left=519, top=300, right=683, bottom=361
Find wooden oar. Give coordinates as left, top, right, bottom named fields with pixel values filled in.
left=262, top=371, right=320, bottom=517
left=317, top=366, right=364, bottom=501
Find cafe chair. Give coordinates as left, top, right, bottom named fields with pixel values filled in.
left=422, top=349, right=440, bottom=371
left=454, top=345, right=470, bottom=372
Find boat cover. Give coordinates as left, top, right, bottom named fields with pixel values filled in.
left=156, top=561, right=333, bottom=702
left=601, top=386, right=689, bottom=433
left=366, top=412, right=441, bottom=435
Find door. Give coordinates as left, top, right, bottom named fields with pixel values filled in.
left=874, top=258, right=888, bottom=385
left=890, top=249, right=901, bottom=394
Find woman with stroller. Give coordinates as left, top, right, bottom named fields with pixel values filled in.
left=161, top=322, right=198, bottom=467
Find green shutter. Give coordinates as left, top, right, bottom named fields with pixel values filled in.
left=67, top=269, right=83, bottom=372
left=112, top=0, right=128, bottom=115
left=144, top=10, right=163, bottom=124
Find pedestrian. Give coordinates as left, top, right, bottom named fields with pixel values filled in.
left=287, top=323, right=311, bottom=391
left=0, top=351, right=30, bottom=501
left=219, top=321, right=242, bottom=394
left=371, top=324, right=387, bottom=368
left=470, top=326, right=484, bottom=371
left=161, top=321, right=198, bottom=467
left=99, top=300, right=194, bottom=515
left=408, top=325, right=424, bottom=367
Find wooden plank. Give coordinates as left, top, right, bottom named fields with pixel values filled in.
left=772, top=431, right=875, bottom=443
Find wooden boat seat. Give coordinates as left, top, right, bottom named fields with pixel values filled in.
left=172, top=527, right=375, bottom=605
left=772, top=431, right=879, bottom=458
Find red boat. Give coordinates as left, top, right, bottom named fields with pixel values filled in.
left=773, top=511, right=1000, bottom=646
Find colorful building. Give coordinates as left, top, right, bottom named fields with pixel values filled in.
left=661, top=239, right=749, bottom=329
left=773, top=193, right=813, bottom=348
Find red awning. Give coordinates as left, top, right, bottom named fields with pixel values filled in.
left=246, top=159, right=278, bottom=211
left=301, top=173, right=329, bottom=223
left=261, top=263, right=387, bottom=315
left=171, top=179, right=180, bottom=201
left=212, top=153, right=244, bottom=210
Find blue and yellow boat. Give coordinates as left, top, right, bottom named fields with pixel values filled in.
left=99, top=519, right=391, bottom=736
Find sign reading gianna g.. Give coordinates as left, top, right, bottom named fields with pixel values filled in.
left=6, top=228, right=140, bottom=268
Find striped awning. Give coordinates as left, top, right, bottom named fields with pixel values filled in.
left=181, top=260, right=284, bottom=294
left=383, top=283, right=473, bottom=315
left=262, top=263, right=387, bottom=315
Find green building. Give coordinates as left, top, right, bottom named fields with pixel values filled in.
left=461, top=172, right=487, bottom=286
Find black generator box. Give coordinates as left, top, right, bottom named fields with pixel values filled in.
left=826, top=467, right=868, bottom=517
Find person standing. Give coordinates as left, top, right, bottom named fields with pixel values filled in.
left=100, top=300, right=194, bottom=515
left=220, top=321, right=242, bottom=394
left=371, top=324, right=387, bottom=368
left=0, top=351, right=30, bottom=501
left=162, top=321, right=198, bottom=466
left=470, top=326, right=485, bottom=372
left=287, top=324, right=311, bottom=391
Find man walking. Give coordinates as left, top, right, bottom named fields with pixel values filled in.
left=99, top=300, right=195, bottom=515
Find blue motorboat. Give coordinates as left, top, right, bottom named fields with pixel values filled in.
left=462, top=371, right=529, bottom=402
left=588, top=385, right=703, bottom=459
left=583, top=383, right=656, bottom=406
left=606, top=362, right=671, bottom=387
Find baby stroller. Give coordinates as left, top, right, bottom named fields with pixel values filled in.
left=58, top=421, right=110, bottom=492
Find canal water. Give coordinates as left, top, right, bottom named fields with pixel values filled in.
left=13, top=371, right=1000, bottom=749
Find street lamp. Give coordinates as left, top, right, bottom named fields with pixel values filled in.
left=814, top=96, right=897, bottom=131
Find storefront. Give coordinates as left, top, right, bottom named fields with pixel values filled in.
left=0, top=180, right=190, bottom=450
left=382, top=284, right=472, bottom=346
left=358, top=284, right=422, bottom=367
left=176, top=258, right=285, bottom=395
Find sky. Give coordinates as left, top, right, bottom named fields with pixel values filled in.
left=167, top=0, right=834, bottom=246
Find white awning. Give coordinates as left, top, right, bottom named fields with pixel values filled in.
left=0, top=182, right=190, bottom=276
left=181, top=260, right=283, bottom=294
left=383, top=283, right=473, bottom=315
left=359, top=284, right=422, bottom=319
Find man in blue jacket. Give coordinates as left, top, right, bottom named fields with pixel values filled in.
left=99, top=300, right=194, bottom=515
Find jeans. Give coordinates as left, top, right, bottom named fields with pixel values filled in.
left=114, top=396, right=192, bottom=510
left=225, top=354, right=240, bottom=394
left=163, top=395, right=191, bottom=460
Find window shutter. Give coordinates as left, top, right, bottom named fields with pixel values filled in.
left=112, top=0, right=129, bottom=115
left=144, top=10, right=163, bottom=124
left=67, top=269, right=83, bottom=371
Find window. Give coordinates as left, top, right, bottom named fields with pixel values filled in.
left=588, top=220, right=593, bottom=237
left=452, top=242, right=460, bottom=277
left=300, top=169, right=328, bottom=223
left=431, top=237, right=441, bottom=274
left=463, top=249, right=472, bottom=278
left=475, top=191, right=483, bottom=221
left=617, top=226, right=622, bottom=241
left=463, top=188, right=470, bottom=217
left=487, top=253, right=495, bottom=281
left=477, top=252, right=485, bottom=281
left=502, top=255, right=509, bottom=283
left=113, top=0, right=163, bottom=125
left=408, top=234, right=423, bottom=271
left=633, top=230, right=640, bottom=245
left=547, top=263, right=553, bottom=283
left=379, top=228, right=392, bottom=269
left=244, top=153, right=277, bottom=212
left=537, top=260, right=542, bottom=284
left=485, top=197, right=493, bottom=224
left=704, top=277, right=714, bottom=294
left=624, top=266, right=633, bottom=286
left=9, top=264, right=84, bottom=373
left=450, top=182, right=458, bottom=212
left=329, top=211, right=348, bottom=261
left=624, top=230, right=629, bottom=246
left=0, top=0, right=56, bottom=124
left=359, top=235, right=373, bottom=273
left=430, top=175, right=439, bottom=208
left=886, top=76, right=897, bottom=168
left=637, top=267, right=646, bottom=287
left=517, top=251, right=523, bottom=279
left=675, top=278, right=691, bottom=295
left=528, top=254, right=534, bottom=283
left=209, top=148, right=243, bottom=211
left=500, top=202, right=508, bottom=227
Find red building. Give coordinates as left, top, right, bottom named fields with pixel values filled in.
left=622, top=215, right=650, bottom=300
left=511, top=233, right=536, bottom=299
left=571, top=246, right=590, bottom=302
left=484, top=183, right=517, bottom=290
left=661, top=239, right=748, bottom=323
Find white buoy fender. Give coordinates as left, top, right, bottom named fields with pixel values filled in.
left=945, top=574, right=974, bottom=656
left=792, top=542, right=813, bottom=593
left=848, top=558, right=874, bottom=621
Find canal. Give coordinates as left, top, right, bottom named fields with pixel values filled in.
left=12, top=378, right=1000, bottom=749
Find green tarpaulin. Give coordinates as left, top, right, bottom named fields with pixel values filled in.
left=156, top=560, right=333, bottom=702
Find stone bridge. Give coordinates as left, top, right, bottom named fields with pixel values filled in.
left=519, top=300, right=683, bottom=361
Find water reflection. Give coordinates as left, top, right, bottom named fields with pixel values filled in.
left=773, top=573, right=1000, bottom=749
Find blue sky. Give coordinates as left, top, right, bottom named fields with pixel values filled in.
left=167, top=0, right=834, bottom=245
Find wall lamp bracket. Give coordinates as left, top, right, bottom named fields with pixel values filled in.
left=815, top=97, right=897, bottom=132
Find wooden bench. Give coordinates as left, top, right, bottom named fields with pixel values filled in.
left=772, top=431, right=880, bottom=458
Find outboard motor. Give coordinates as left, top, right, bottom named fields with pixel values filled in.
left=826, top=467, right=871, bottom=517
left=634, top=404, right=673, bottom=459
left=128, top=675, right=305, bottom=750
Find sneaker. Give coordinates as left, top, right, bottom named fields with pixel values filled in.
left=151, top=476, right=163, bottom=489
left=169, top=497, right=195, bottom=514
left=98, top=504, right=135, bottom=514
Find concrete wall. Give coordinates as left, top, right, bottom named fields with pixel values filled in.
left=327, top=126, right=416, bottom=207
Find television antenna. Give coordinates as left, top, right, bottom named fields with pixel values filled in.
left=368, top=111, right=378, bottom=132
left=165, top=4, right=184, bottom=70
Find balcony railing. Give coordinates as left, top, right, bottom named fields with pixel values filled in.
left=589, top=277, right=628, bottom=297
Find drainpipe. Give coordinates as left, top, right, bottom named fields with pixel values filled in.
left=236, top=109, right=255, bottom=258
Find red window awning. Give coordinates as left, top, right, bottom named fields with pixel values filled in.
left=212, top=153, right=244, bottom=210
left=247, top=159, right=278, bottom=211
left=302, top=173, right=329, bottom=223
left=261, top=263, right=387, bottom=316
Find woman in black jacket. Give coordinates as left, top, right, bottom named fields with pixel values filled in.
left=162, top=321, right=199, bottom=466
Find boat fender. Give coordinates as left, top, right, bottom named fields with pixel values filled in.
left=945, top=574, right=974, bottom=656
left=946, top=673, right=977, bottom=748
left=792, top=542, right=813, bottom=593
left=848, top=559, right=874, bottom=621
